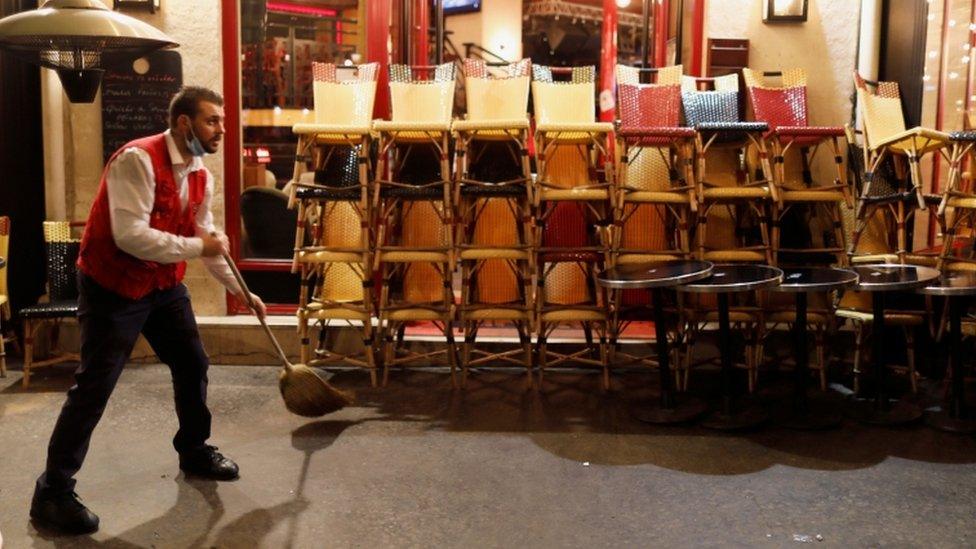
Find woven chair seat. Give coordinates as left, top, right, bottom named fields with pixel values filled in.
left=835, top=309, right=925, bottom=325
left=460, top=307, right=532, bottom=321
left=693, top=309, right=761, bottom=323
left=299, top=250, right=365, bottom=263
left=460, top=184, right=527, bottom=197
left=871, top=127, right=951, bottom=155
left=20, top=301, right=78, bottom=319
left=618, top=127, right=695, bottom=147
left=766, top=310, right=831, bottom=324
left=624, top=190, right=691, bottom=204
left=701, top=250, right=767, bottom=262
left=296, top=186, right=362, bottom=201
left=774, top=125, right=845, bottom=138
left=697, top=122, right=768, bottom=133
left=615, top=252, right=685, bottom=264
left=293, top=123, right=372, bottom=136
left=303, top=303, right=370, bottom=321
left=946, top=196, right=976, bottom=209
left=949, top=131, right=976, bottom=142
left=540, top=188, right=609, bottom=201
left=459, top=248, right=530, bottom=260
left=452, top=118, right=529, bottom=132
left=701, top=186, right=770, bottom=199
left=379, top=250, right=451, bottom=263
left=382, top=307, right=452, bottom=321
left=540, top=309, right=606, bottom=322
left=536, top=122, right=614, bottom=134
left=380, top=185, right=445, bottom=200
left=539, top=250, right=603, bottom=263
left=781, top=189, right=846, bottom=202
left=860, top=191, right=940, bottom=206
left=372, top=120, right=452, bottom=133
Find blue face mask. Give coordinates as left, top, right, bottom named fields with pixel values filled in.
left=185, top=126, right=207, bottom=157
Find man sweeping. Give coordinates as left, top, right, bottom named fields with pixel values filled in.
left=30, top=86, right=267, bottom=535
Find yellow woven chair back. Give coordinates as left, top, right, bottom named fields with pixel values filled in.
left=741, top=67, right=806, bottom=89
left=544, top=262, right=590, bottom=305
left=616, top=64, right=682, bottom=86
left=43, top=221, right=78, bottom=243
left=388, top=63, right=456, bottom=124
left=318, top=263, right=366, bottom=303
left=312, top=62, right=378, bottom=127
left=853, top=72, right=907, bottom=150
left=532, top=65, right=597, bottom=126
left=463, top=59, right=531, bottom=121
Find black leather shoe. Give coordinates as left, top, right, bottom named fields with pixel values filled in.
left=179, top=445, right=239, bottom=480
left=30, top=490, right=99, bottom=535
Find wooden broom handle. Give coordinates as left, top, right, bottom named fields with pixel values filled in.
left=221, top=251, right=291, bottom=367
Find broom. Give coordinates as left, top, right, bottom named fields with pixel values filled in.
left=222, top=252, right=354, bottom=416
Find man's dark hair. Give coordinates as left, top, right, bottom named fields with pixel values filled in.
left=169, top=86, right=224, bottom=127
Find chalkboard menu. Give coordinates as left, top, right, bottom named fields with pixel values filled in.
left=101, top=50, right=183, bottom=163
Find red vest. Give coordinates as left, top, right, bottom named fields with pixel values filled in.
left=78, top=133, right=207, bottom=300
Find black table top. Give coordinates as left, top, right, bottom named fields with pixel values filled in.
left=596, top=260, right=714, bottom=289
left=773, top=267, right=858, bottom=293
left=851, top=264, right=940, bottom=292
left=918, top=271, right=976, bottom=296
left=679, top=264, right=783, bottom=294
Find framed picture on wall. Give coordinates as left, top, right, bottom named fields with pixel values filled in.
left=763, top=0, right=808, bottom=23
left=445, top=0, right=481, bottom=16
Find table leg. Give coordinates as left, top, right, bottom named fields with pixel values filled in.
left=778, top=292, right=841, bottom=430
left=700, top=292, right=767, bottom=430
left=847, top=291, right=921, bottom=425
left=632, top=288, right=707, bottom=424
left=926, top=296, right=976, bottom=433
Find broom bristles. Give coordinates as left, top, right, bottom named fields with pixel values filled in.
left=279, top=363, right=355, bottom=417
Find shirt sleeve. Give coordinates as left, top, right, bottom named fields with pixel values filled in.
left=107, top=148, right=205, bottom=263
left=195, top=170, right=243, bottom=294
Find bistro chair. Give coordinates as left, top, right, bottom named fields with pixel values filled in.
left=19, top=221, right=81, bottom=388
left=609, top=64, right=695, bottom=372
left=453, top=59, right=534, bottom=386
left=290, top=62, right=380, bottom=386
left=373, top=63, right=458, bottom=386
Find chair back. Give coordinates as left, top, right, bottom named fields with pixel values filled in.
left=42, top=221, right=80, bottom=302
left=463, top=59, right=531, bottom=121
left=680, top=74, right=741, bottom=126
left=742, top=68, right=809, bottom=129
left=312, top=62, right=379, bottom=127
left=531, top=65, right=597, bottom=126
left=388, top=63, right=456, bottom=124
left=240, top=187, right=298, bottom=259
left=853, top=71, right=907, bottom=150
left=616, top=64, right=682, bottom=86
left=618, top=83, right=683, bottom=130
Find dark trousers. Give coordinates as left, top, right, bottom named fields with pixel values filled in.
left=36, top=272, right=212, bottom=495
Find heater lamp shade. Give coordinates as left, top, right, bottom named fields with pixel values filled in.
left=0, top=0, right=177, bottom=71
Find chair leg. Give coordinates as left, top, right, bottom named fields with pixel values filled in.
left=904, top=327, right=917, bottom=394
left=853, top=324, right=865, bottom=395
left=815, top=328, right=827, bottom=391
left=0, top=311, right=6, bottom=378
left=445, top=320, right=457, bottom=389
left=23, top=319, right=33, bottom=388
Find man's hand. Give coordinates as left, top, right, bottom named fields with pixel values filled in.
left=201, top=232, right=230, bottom=257
left=236, top=291, right=267, bottom=319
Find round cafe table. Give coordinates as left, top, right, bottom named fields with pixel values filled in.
left=846, top=264, right=940, bottom=425
left=772, top=267, right=858, bottom=429
left=679, top=264, right=783, bottom=430
left=918, top=271, right=976, bottom=433
left=597, top=260, right=714, bottom=424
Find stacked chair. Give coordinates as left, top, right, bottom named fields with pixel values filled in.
left=679, top=74, right=773, bottom=392
left=291, top=62, right=380, bottom=386
left=453, top=59, right=535, bottom=386
left=610, top=64, right=695, bottom=374
left=743, top=67, right=851, bottom=390
left=937, top=113, right=976, bottom=271
left=837, top=71, right=953, bottom=394
left=531, top=65, right=614, bottom=388
left=373, top=63, right=458, bottom=386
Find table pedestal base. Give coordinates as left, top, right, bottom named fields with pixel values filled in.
left=632, top=396, right=708, bottom=424
left=925, top=409, right=976, bottom=434
left=700, top=399, right=768, bottom=431
left=777, top=393, right=843, bottom=430
left=846, top=398, right=922, bottom=426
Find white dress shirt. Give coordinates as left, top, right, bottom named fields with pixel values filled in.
left=105, top=130, right=240, bottom=294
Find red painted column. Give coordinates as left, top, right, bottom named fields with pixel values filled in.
left=413, top=0, right=429, bottom=65
left=654, top=0, right=669, bottom=67
left=691, top=0, right=705, bottom=76
left=221, top=0, right=242, bottom=262
left=367, top=0, right=391, bottom=119
left=599, top=0, right=618, bottom=122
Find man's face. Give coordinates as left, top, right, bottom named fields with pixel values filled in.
left=181, top=101, right=225, bottom=154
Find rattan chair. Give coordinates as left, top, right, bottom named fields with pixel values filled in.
left=373, top=63, right=458, bottom=386
left=453, top=59, right=534, bottom=386
left=0, top=216, right=9, bottom=377
left=743, top=68, right=851, bottom=266
left=19, top=221, right=81, bottom=388
left=608, top=65, right=695, bottom=372
left=937, top=116, right=976, bottom=270
left=852, top=71, right=950, bottom=262
left=290, top=62, right=380, bottom=385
